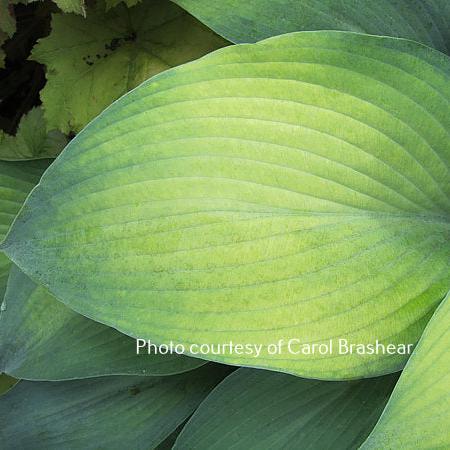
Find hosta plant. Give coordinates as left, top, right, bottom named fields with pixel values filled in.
left=0, top=0, right=448, bottom=449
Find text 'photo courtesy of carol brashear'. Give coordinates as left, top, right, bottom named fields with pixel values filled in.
left=136, top=339, right=414, bottom=358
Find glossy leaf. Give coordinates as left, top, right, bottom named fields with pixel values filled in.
left=0, top=265, right=205, bottom=380
left=362, top=292, right=450, bottom=449
left=0, top=364, right=229, bottom=449
left=0, top=159, right=49, bottom=299
left=173, top=0, right=450, bottom=53
left=175, top=368, right=398, bottom=449
left=31, top=0, right=227, bottom=133
left=3, top=32, right=450, bottom=380
left=0, top=107, right=68, bottom=161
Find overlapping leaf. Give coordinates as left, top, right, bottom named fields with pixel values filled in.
left=362, top=292, right=450, bottom=449
left=3, top=32, right=450, bottom=380
left=175, top=368, right=398, bottom=449
left=0, top=364, right=229, bottom=449
left=0, top=159, right=49, bottom=298
left=0, top=373, right=17, bottom=396
left=0, top=107, right=67, bottom=160
left=31, top=0, right=227, bottom=133
left=173, top=0, right=450, bottom=53
left=0, top=265, right=205, bottom=380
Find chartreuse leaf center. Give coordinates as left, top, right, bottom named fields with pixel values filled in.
left=2, top=31, right=449, bottom=380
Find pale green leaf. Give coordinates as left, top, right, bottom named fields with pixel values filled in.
left=0, top=159, right=49, bottom=299
left=3, top=32, right=450, bottom=380
left=0, top=364, right=229, bottom=449
left=53, top=0, right=85, bottom=15
left=173, top=0, right=450, bottom=53
left=361, top=292, right=450, bottom=449
left=31, top=0, right=228, bottom=133
left=0, top=107, right=68, bottom=161
left=175, top=368, right=398, bottom=449
left=0, top=373, right=17, bottom=396
left=0, top=265, right=205, bottom=380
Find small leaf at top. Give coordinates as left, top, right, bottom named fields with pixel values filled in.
left=31, top=0, right=228, bottom=133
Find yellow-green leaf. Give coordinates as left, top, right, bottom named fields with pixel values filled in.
left=4, top=32, right=450, bottom=380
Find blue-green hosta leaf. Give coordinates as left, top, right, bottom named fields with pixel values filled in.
left=3, top=32, right=450, bottom=380
left=362, top=292, right=450, bottom=449
left=0, top=159, right=50, bottom=299
left=0, top=365, right=229, bottom=449
left=0, top=265, right=205, bottom=380
left=0, top=373, right=17, bottom=396
left=173, top=0, right=450, bottom=53
left=175, top=368, right=398, bottom=449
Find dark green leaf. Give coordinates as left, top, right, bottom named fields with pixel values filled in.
left=0, top=364, right=229, bottom=449
left=175, top=368, right=398, bottom=449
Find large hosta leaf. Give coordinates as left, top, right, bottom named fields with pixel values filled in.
left=0, top=159, right=49, bottom=299
left=3, top=32, right=450, bottom=380
left=173, top=0, right=450, bottom=53
left=362, top=292, right=450, bottom=449
left=175, top=368, right=398, bottom=449
left=0, top=364, right=229, bottom=449
left=0, top=265, right=204, bottom=380
left=31, top=0, right=227, bottom=133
